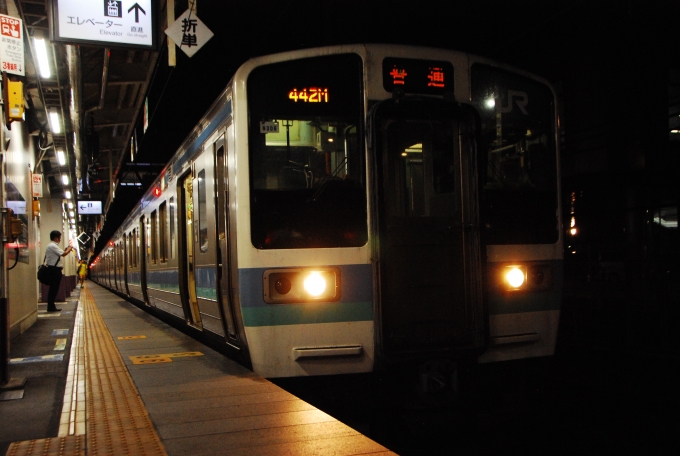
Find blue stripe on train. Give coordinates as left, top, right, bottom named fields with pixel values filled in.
left=238, top=264, right=373, bottom=327
left=146, top=269, right=180, bottom=294
left=146, top=267, right=217, bottom=299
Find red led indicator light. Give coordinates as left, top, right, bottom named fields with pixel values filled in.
left=389, top=66, right=407, bottom=85
left=427, top=67, right=445, bottom=88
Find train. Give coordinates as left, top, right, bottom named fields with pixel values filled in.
left=91, top=44, right=563, bottom=379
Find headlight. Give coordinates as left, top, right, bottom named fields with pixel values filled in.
left=304, top=271, right=327, bottom=296
left=498, top=263, right=554, bottom=292
left=264, top=267, right=341, bottom=303
left=504, top=265, right=527, bottom=290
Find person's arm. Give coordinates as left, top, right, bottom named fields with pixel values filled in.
left=61, top=245, right=74, bottom=257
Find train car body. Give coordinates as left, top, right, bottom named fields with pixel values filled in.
left=91, top=44, right=562, bottom=378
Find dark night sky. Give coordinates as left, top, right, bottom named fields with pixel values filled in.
left=136, top=0, right=678, bottom=162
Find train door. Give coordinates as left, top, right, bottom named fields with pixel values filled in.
left=139, top=216, right=150, bottom=305
left=214, top=136, right=239, bottom=343
left=178, top=170, right=202, bottom=328
left=371, top=98, right=486, bottom=361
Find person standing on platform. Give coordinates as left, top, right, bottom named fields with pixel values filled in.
left=77, top=260, right=88, bottom=288
left=45, top=230, right=74, bottom=312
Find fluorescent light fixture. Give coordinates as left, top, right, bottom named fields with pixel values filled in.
left=34, top=38, right=51, bottom=78
left=62, top=174, right=69, bottom=185
left=57, top=150, right=66, bottom=165
left=68, top=202, right=73, bottom=209
left=50, top=108, right=61, bottom=134
left=64, top=191, right=72, bottom=199
left=69, top=211, right=74, bottom=217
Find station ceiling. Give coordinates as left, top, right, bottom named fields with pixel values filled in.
left=14, top=0, right=165, bottom=252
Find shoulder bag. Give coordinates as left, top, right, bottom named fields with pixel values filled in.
left=37, top=254, right=59, bottom=284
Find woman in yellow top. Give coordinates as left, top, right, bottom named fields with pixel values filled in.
left=77, top=260, right=88, bottom=288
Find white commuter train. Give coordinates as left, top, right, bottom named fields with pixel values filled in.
left=91, top=44, right=563, bottom=378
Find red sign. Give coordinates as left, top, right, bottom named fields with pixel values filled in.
left=0, top=15, right=21, bottom=38
left=0, top=14, right=24, bottom=75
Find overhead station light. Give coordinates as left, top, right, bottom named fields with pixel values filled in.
left=62, top=174, right=69, bottom=185
left=57, top=150, right=66, bottom=166
left=33, top=38, right=51, bottom=78
left=50, top=108, right=61, bottom=134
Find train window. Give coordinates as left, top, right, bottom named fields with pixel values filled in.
left=130, top=229, right=135, bottom=267
left=197, top=169, right=208, bottom=253
left=215, top=143, right=228, bottom=243
left=145, top=216, right=151, bottom=261
left=169, top=197, right=176, bottom=259
left=471, top=64, right=559, bottom=244
left=150, top=210, right=158, bottom=264
left=382, top=117, right=458, bottom=218
left=133, top=228, right=138, bottom=267
left=247, top=54, right=367, bottom=249
left=159, top=201, right=168, bottom=262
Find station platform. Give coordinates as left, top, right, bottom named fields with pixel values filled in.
left=1, top=283, right=395, bottom=456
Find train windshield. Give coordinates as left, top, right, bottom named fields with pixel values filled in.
left=471, top=64, right=559, bottom=244
left=247, top=54, right=367, bottom=249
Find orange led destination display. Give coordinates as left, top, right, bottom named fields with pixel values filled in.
left=383, top=57, right=453, bottom=95
left=289, top=87, right=329, bottom=102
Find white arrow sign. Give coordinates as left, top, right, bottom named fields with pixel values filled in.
left=77, top=201, right=102, bottom=215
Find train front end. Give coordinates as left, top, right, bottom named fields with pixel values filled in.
left=233, top=45, right=561, bottom=378
left=234, top=52, right=374, bottom=378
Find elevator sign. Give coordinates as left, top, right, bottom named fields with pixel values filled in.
left=50, top=0, right=156, bottom=50
left=0, top=14, right=24, bottom=76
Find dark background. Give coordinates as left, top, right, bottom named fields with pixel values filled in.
left=101, top=2, right=679, bottom=452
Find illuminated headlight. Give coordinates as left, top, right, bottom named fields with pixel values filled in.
left=264, top=267, right=341, bottom=303
left=304, top=271, right=327, bottom=296
left=498, top=263, right=554, bottom=292
left=504, top=265, right=527, bottom=290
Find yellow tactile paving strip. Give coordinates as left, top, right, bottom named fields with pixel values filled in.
left=6, top=287, right=167, bottom=456
left=5, top=436, right=85, bottom=456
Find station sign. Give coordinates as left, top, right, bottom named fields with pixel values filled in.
left=165, top=9, right=213, bottom=58
left=50, top=0, right=157, bottom=50
left=0, top=14, right=24, bottom=75
left=77, top=232, right=91, bottom=245
left=77, top=201, right=102, bottom=215
left=32, top=174, right=43, bottom=198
